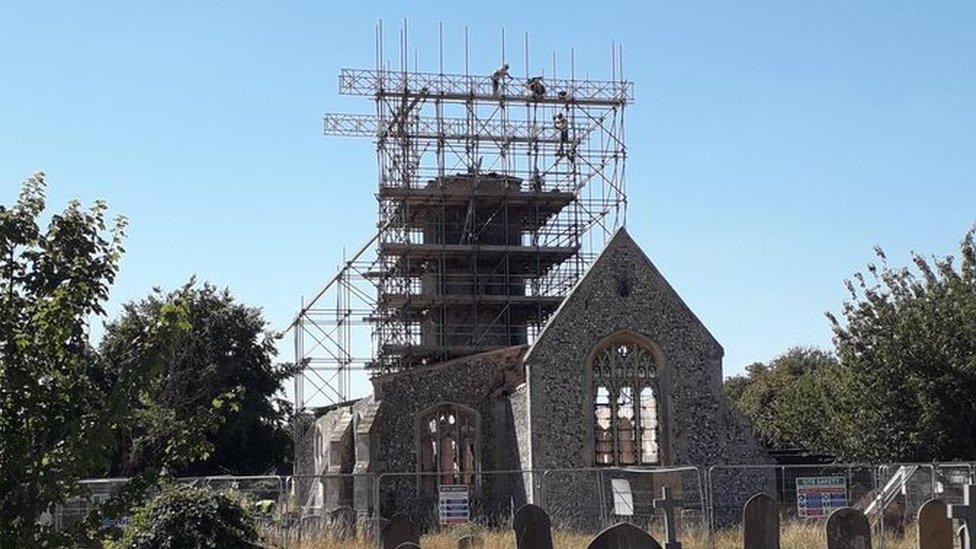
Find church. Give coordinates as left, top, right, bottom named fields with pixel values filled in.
left=295, top=50, right=768, bottom=525
left=304, top=227, right=767, bottom=521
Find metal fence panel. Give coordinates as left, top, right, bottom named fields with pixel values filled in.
left=374, top=470, right=541, bottom=548
left=54, top=478, right=131, bottom=531
left=932, top=463, right=975, bottom=506
left=541, top=466, right=707, bottom=540
left=705, top=463, right=950, bottom=549
left=54, top=462, right=976, bottom=547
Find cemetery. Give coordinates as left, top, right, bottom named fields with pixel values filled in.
left=279, top=471, right=970, bottom=548
left=2, top=7, right=973, bottom=549
left=50, top=463, right=976, bottom=547
left=278, top=472, right=970, bottom=548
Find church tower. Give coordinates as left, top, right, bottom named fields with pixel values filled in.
left=293, top=24, right=631, bottom=403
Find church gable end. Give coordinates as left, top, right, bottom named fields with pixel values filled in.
left=525, top=228, right=749, bottom=470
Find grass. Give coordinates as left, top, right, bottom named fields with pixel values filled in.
left=272, top=521, right=920, bottom=548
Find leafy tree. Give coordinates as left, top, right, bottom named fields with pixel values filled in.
left=826, top=228, right=976, bottom=461
left=112, top=483, right=258, bottom=548
left=725, top=347, right=840, bottom=451
left=0, top=173, right=130, bottom=544
left=102, top=282, right=296, bottom=477
left=0, top=174, right=242, bottom=546
left=730, top=227, right=976, bottom=462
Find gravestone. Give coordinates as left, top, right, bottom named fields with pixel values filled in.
left=513, top=504, right=553, bottom=549
left=382, top=513, right=419, bottom=549
left=652, top=486, right=683, bottom=549
left=949, top=484, right=976, bottom=549
left=395, top=544, right=422, bottom=549
left=299, top=514, right=327, bottom=537
left=457, top=534, right=484, bottom=549
left=825, top=507, right=872, bottom=549
left=329, top=506, right=356, bottom=539
left=742, top=494, right=779, bottom=549
left=586, top=522, right=663, bottom=549
left=916, top=499, right=952, bottom=549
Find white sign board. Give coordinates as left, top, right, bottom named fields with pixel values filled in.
left=439, top=484, right=470, bottom=525
left=796, top=476, right=848, bottom=520
left=611, top=479, right=634, bottom=516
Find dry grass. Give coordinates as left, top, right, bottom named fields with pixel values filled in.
left=279, top=521, right=920, bottom=548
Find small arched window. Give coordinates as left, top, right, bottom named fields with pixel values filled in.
left=591, top=337, right=661, bottom=466
left=417, top=404, right=480, bottom=488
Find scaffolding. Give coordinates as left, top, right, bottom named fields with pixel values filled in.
left=288, top=24, right=631, bottom=427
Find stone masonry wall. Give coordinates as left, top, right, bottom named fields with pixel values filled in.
left=508, top=383, right=531, bottom=472
left=525, top=229, right=768, bottom=471
left=368, top=346, right=528, bottom=524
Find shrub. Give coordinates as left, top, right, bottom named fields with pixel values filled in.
left=115, top=483, right=258, bottom=548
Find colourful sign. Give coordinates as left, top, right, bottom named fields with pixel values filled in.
left=796, top=476, right=848, bottom=519
left=439, top=484, right=470, bottom=525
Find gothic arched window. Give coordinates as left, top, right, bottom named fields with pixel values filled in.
left=591, top=336, right=661, bottom=466
left=417, top=403, right=480, bottom=488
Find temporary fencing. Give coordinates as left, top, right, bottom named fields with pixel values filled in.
left=55, top=461, right=976, bottom=547
left=541, top=466, right=706, bottom=539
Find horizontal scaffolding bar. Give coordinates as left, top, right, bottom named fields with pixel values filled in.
left=324, top=113, right=574, bottom=143
left=339, top=68, right=632, bottom=105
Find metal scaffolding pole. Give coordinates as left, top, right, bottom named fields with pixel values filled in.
left=285, top=25, right=631, bottom=460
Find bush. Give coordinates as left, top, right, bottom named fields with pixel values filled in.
left=115, top=483, right=258, bottom=548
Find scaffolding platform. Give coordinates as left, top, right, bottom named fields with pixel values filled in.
left=338, top=68, right=632, bottom=106
left=378, top=242, right=578, bottom=266
left=325, top=113, right=574, bottom=144
left=378, top=343, right=513, bottom=364
left=378, top=184, right=576, bottom=206
left=379, top=293, right=564, bottom=310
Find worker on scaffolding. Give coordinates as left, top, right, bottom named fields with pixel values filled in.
left=553, top=112, right=570, bottom=157
left=530, top=171, right=544, bottom=192
left=491, top=63, right=510, bottom=96
left=527, top=76, right=546, bottom=100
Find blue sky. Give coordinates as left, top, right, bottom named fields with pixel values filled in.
left=2, top=1, right=974, bottom=397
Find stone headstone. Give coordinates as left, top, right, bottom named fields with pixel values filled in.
left=513, top=504, right=553, bottom=549
left=382, top=512, right=419, bottom=549
left=742, top=493, right=780, bottom=549
left=825, top=507, right=872, bottom=549
left=395, top=544, right=422, bottom=549
left=917, top=498, right=952, bottom=549
left=586, top=522, right=663, bottom=549
left=329, top=505, right=356, bottom=539
left=457, top=534, right=484, bottom=549
left=298, top=514, right=327, bottom=536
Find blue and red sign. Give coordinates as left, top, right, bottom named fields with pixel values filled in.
left=439, top=485, right=470, bottom=525
left=796, top=476, right=848, bottom=519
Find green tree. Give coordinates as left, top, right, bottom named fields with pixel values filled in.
left=113, top=483, right=258, bottom=548
left=0, top=174, right=240, bottom=546
left=0, top=174, right=129, bottom=544
left=826, top=229, right=976, bottom=461
left=725, top=347, right=840, bottom=451
left=102, top=282, right=296, bottom=477
left=731, top=227, right=976, bottom=462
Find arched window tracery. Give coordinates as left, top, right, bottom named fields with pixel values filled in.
left=417, top=403, right=480, bottom=489
left=591, top=337, right=661, bottom=466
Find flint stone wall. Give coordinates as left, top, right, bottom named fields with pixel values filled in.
left=524, top=229, right=768, bottom=515
left=369, top=346, right=529, bottom=525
